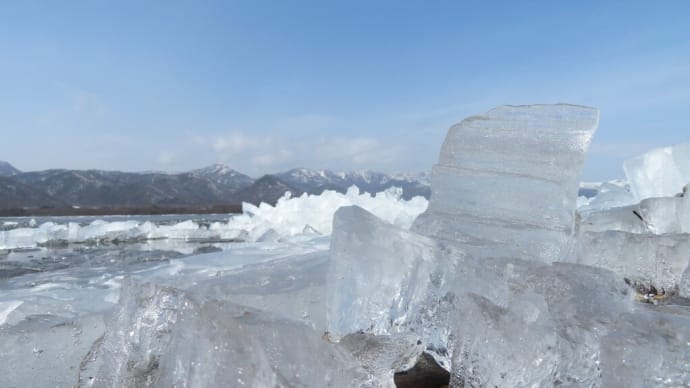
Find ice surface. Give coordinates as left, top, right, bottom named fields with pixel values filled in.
left=600, top=309, right=690, bottom=387
left=624, top=141, right=690, bottom=200
left=327, top=206, right=438, bottom=341
left=0, top=313, right=107, bottom=388
left=0, top=186, right=427, bottom=250
left=681, top=265, right=690, bottom=298
left=188, top=251, right=331, bottom=332
left=414, top=104, right=599, bottom=263
left=583, top=195, right=690, bottom=235
left=449, top=261, right=690, bottom=387
left=636, top=194, right=690, bottom=234
left=338, top=333, right=424, bottom=386
left=91, top=280, right=369, bottom=387
left=577, top=180, right=636, bottom=215
left=577, top=231, right=690, bottom=292
left=578, top=204, right=648, bottom=233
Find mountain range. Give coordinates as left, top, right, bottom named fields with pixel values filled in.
left=0, top=161, right=430, bottom=212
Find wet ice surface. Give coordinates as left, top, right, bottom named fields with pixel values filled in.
left=2, top=105, right=690, bottom=387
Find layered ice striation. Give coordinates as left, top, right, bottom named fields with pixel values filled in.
left=624, top=141, right=690, bottom=200
left=413, top=104, right=599, bottom=263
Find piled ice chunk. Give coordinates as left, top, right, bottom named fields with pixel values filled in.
left=235, top=186, right=428, bottom=241
left=413, top=104, right=599, bottom=263
left=623, top=141, right=690, bottom=200
left=7, top=104, right=690, bottom=386
left=580, top=193, right=690, bottom=235
left=577, top=231, right=690, bottom=292
left=326, top=104, right=690, bottom=386
left=577, top=179, right=636, bottom=215
left=326, top=206, right=439, bottom=340
left=0, top=186, right=428, bottom=250
left=451, top=263, right=634, bottom=387
left=576, top=142, right=690, bottom=293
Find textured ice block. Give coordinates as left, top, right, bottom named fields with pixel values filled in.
left=600, top=310, right=690, bottom=387
left=0, top=313, right=107, bottom=388
left=578, top=191, right=690, bottom=235
left=623, top=142, right=690, bottom=200
left=577, top=180, right=636, bottom=215
left=637, top=194, right=690, bottom=234
left=91, top=281, right=368, bottom=387
left=681, top=265, right=690, bottom=298
left=190, top=251, right=330, bottom=332
left=450, top=263, right=634, bottom=387
left=578, top=204, right=648, bottom=234
left=577, top=231, right=690, bottom=292
left=413, top=104, right=599, bottom=263
left=327, top=206, right=438, bottom=341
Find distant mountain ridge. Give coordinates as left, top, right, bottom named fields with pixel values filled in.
left=0, top=164, right=430, bottom=211
left=0, top=161, right=21, bottom=177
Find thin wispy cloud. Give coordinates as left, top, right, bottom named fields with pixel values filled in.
left=188, top=130, right=405, bottom=175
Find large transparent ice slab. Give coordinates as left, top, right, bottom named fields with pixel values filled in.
left=623, top=142, right=690, bottom=200
left=326, top=206, right=439, bottom=341
left=413, top=104, right=599, bottom=263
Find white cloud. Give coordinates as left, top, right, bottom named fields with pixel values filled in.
left=315, top=136, right=403, bottom=165
left=72, top=90, right=107, bottom=116
left=250, top=148, right=294, bottom=167
left=211, top=132, right=274, bottom=153
left=192, top=129, right=405, bottom=175
left=157, top=150, right=175, bottom=165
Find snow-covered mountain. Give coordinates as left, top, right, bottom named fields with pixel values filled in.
left=275, top=168, right=430, bottom=199
left=190, top=164, right=255, bottom=193
left=0, top=161, right=21, bottom=177
left=0, top=163, right=430, bottom=211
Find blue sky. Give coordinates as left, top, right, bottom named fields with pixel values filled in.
left=1, top=1, right=689, bottom=180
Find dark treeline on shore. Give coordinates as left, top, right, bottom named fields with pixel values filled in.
left=0, top=204, right=243, bottom=217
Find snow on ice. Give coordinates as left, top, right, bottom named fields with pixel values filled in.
left=0, top=186, right=427, bottom=251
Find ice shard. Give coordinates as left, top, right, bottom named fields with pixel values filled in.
left=623, top=141, right=690, bottom=200
left=326, top=206, right=438, bottom=341
left=413, top=104, right=599, bottom=263
left=577, top=231, right=690, bottom=292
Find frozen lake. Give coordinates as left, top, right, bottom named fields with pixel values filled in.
left=1, top=106, right=689, bottom=387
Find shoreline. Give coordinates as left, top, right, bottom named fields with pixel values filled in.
left=0, top=204, right=243, bottom=217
